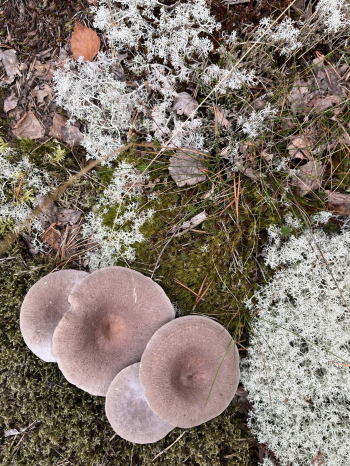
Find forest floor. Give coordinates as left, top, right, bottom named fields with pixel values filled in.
left=0, top=0, right=349, bottom=465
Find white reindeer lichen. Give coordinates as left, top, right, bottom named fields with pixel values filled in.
left=241, top=218, right=350, bottom=466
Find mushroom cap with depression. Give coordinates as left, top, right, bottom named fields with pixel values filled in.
left=139, top=315, right=240, bottom=428
left=20, top=269, right=88, bottom=362
left=52, top=267, right=175, bottom=396
left=105, top=363, right=174, bottom=444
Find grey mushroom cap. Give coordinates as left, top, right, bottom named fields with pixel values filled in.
left=139, top=315, right=240, bottom=428
left=20, top=269, right=89, bottom=362
left=105, top=363, right=174, bottom=444
left=52, top=266, right=175, bottom=396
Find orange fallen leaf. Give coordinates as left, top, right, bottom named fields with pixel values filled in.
left=70, top=21, right=100, bottom=62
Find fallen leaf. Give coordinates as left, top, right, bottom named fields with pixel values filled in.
left=3, top=93, right=18, bottom=113
left=36, top=195, right=58, bottom=229
left=34, top=62, right=54, bottom=80
left=171, top=92, right=199, bottom=118
left=313, top=62, right=346, bottom=97
left=12, top=112, right=45, bottom=139
left=231, top=384, right=252, bottom=416
left=235, top=160, right=265, bottom=181
left=171, top=210, right=207, bottom=233
left=0, top=49, right=20, bottom=84
left=49, top=114, right=69, bottom=139
left=327, top=191, right=350, bottom=215
left=292, top=160, right=325, bottom=196
left=56, top=209, right=82, bottom=226
left=261, top=149, right=274, bottom=165
left=287, top=135, right=311, bottom=160
left=42, top=223, right=61, bottom=250
left=4, top=427, right=27, bottom=438
left=31, top=84, right=52, bottom=104
left=169, top=148, right=206, bottom=187
left=70, top=21, right=100, bottom=62
left=306, top=95, right=342, bottom=113
left=287, top=77, right=318, bottom=113
left=61, top=125, right=84, bottom=146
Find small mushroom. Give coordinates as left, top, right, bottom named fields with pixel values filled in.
left=139, top=315, right=240, bottom=428
left=20, top=269, right=88, bottom=362
left=52, top=267, right=175, bottom=396
left=105, top=362, right=174, bottom=444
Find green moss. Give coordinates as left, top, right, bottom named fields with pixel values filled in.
left=0, top=244, right=252, bottom=465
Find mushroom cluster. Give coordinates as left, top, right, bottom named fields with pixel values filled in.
left=20, top=266, right=240, bottom=444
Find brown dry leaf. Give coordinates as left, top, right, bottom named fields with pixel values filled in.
left=169, top=148, right=206, bottom=187
left=12, top=112, right=45, bottom=139
left=171, top=92, right=199, bottom=118
left=36, top=195, right=58, bottom=229
left=34, top=62, right=54, bottom=81
left=306, top=95, right=342, bottom=113
left=287, top=77, right=318, bottom=113
left=292, top=160, right=325, bottom=196
left=49, top=114, right=69, bottom=139
left=235, top=160, right=265, bottom=181
left=31, top=84, right=52, bottom=104
left=312, top=59, right=347, bottom=97
left=4, top=93, right=18, bottom=113
left=42, top=224, right=61, bottom=250
left=0, top=49, right=20, bottom=84
left=171, top=210, right=207, bottom=233
left=261, top=149, right=274, bottom=165
left=70, top=21, right=100, bottom=62
left=326, top=191, right=350, bottom=216
left=61, top=125, right=84, bottom=146
left=56, top=209, right=82, bottom=226
left=287, top=135, right=311, bottom=160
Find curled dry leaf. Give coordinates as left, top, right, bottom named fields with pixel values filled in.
left=70, top=21, right=100, bottom=62
left=235, top=160, right=265, bottom=181
left=287, top=135, right=311, bottom=160
left=0, top=49, right=20, bottom=84
left=42, top=223, right=61, bottom=250
left=49, top=114, right=69, bottom=139
left=31, top=84, right=52, bottom=104
left=56, top=209, right=82, bottom=227
left=171, top=210, right=207, bottom=233
left=3, top=93, right=18, bottom=113
left=326, top=191, right=350, bottom=216
left=169, top=148, right=206, bottom=187
left=306, top=95, right=342, bottom=113
left=61, top=125, right=84, bottom=146
left=12, top=112, right=45, bottom=140
left=291, top=160, right=325, bottom=196
left=171, top=92, right=198, bottom=117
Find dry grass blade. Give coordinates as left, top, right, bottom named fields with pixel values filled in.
left=151, top=431, right=188, bottom=462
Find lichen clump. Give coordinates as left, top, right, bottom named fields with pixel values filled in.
left=241, top=216, right=350, bottom=465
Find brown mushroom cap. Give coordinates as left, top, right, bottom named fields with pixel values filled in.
left=20, top=269, right=88, bottom=362
left=139, top=315, right=240, bottom=428
left=105, top=362, right=174, bottom=444
left=52, top=266, right=175, bottom=396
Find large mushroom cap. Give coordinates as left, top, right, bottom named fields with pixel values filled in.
left=20, top=269, right=88, bottom=362
left=105, top=363, right=174, bottom=444
left=139, top=315, right=240, bottom=428
left=52, top=266, right=175, bottom=396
